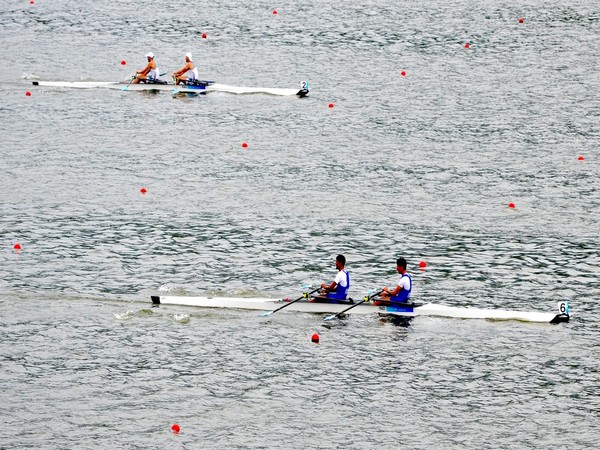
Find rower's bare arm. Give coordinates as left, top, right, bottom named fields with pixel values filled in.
left=381, top=285, right=401, bottom=297
left=138, top=63, right=151, bottom=75
left=321, top=281, right=337, bottom=292
left=174, top=63, right=192, bottom=77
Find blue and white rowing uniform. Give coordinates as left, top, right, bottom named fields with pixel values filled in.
left=186, top=67, right=198, bottom=81
left=148, top=67, right=160, bottom=81
left=390, top=273, right=412, bottom=302
left=327, top=269, right=350, bottom=300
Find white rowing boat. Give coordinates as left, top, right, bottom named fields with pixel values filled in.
left=150, top=295, right=570, bottom=324
left=31, top=80, right=309, bottom=97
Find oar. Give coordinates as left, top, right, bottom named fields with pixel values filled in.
left=127, top=73, right=168, bottom=85
left=121, top=74, right=137, bottom=90
left=261, top=287, right=321, bottom=317
left=126, top=74, right=136, bottom=88
left=323, top=290, right=383, bottom=321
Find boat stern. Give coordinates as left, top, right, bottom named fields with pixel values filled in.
left=550, top=313, right=570, bottom=324
left=550, top=301, right=570, bottom=324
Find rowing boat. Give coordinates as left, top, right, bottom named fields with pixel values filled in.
left=150, top=295, right=570, bottom=324
left=31, top=80, right=309, bottom=97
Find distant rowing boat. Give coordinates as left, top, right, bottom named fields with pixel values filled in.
left=150, top=295, right=570, bottom=324
left=31, top=80, right=309, bottom=97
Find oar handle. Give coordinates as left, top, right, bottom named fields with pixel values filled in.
left=364, top=290, right=384, bottom=302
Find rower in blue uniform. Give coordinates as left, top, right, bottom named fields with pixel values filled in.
left=380, top=257, right=412, bottom=303
left=312, top=254, right=351, bottom=303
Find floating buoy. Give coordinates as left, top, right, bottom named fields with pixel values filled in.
left=519, top=18, right=524, bottom=23
left=120, top=60, right=127, bottom=66
left=25, top=91, right=31, bottom=96
left=464, top=43, right=470, bottom=49
left=328, top=103, right=334, bottom=108
left=29, top=0, right=34, bottom=4
left=140, top=187, right=147, bottom=194
left=171, top=424, right=180, bottom=433
left=273, top=9, right=278, bottom=15
left=400, top=71, right=406, bottom=77
left=508, top=202, right=515, bottom=209
left=419, top=261, right=427, bottom=268
left=311, top=333, right=320, bottom=343
left=578, top=155, right=584, bottom=161
left=14, top=243, right=22, bottom=250
left=201, top=33, right=207, bottom=39
left=241, top=142, right=248, bottom=149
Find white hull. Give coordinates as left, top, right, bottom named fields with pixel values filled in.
left=150, top=295, right=569, bottom=324
left=31, top=81, right=117, bottom=88
left=32, top=80, right=308, bottom=97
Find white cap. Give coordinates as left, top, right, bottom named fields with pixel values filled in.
left=146, top=52, right=154, bottom=58
left=185, top=52, right=193, bottom=61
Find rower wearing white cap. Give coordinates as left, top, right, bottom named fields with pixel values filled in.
left=133, top=52, right=161, bottom=84
left=172, top=52, right=198, bottom=85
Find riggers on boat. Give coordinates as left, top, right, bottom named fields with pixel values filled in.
left=150, top=294, right=570, bottom=324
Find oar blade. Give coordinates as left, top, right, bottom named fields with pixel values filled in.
left=323, top=314, right=338, bottom=321
left=260, top=310, right=274, bottom=317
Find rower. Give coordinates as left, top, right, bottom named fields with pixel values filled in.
left=379, top=257, right=412, bottom=303
left=172, top=52, right=198, bottom=85
left=133, top=52, right=161, bottom=84
left=312, top=254, right=351, bottom=303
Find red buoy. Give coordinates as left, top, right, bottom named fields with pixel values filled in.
left=464, top=43, right=470, bottom=49
left=419, top=261, right=427, bottom=268
left=241, top=142, right=248, bottom=149
left=311, top=333, right=320, bottom=343
left=519, top=18, right=524, bottom=23
left=273, top=9, right=278, bottom=15
left=120, top=60, right=127, bottom=66
left=30, top=0, right=34, bottom=4
left=201, top=33, right=207, bottom=39
left=25, top=91, right=31, bottom=96
left=140, top=187, right=147, bottom=194
left=508, top=202, right=515, bottom=209
left=578, top=155, right=584, bottom=161
left=171, top=424, right=180, bottom=433
left=328, top=103, right=334, bottom=108
left=14, top=243, right=22, bottom=250
left=400, top=71, right=406, bottom=77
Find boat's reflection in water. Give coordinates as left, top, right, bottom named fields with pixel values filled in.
left=378, top=314, right=413, bottom=328
left=321, top=314, right=413, bottom=330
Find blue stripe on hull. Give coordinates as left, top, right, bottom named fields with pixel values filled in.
left=379, top=305, right=414, bottom=313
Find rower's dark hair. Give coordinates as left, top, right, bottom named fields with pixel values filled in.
left=336, top=254, right=346, bottom=266
left=396, top=257, right=407, bottom=269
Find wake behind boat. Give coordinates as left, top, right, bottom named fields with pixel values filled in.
left=150, top=294, right=570, bottom=324
left=31, top=79, right=309, bottom=97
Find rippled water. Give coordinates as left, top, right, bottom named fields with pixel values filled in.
left=1, top=0, right=599, bottom=448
